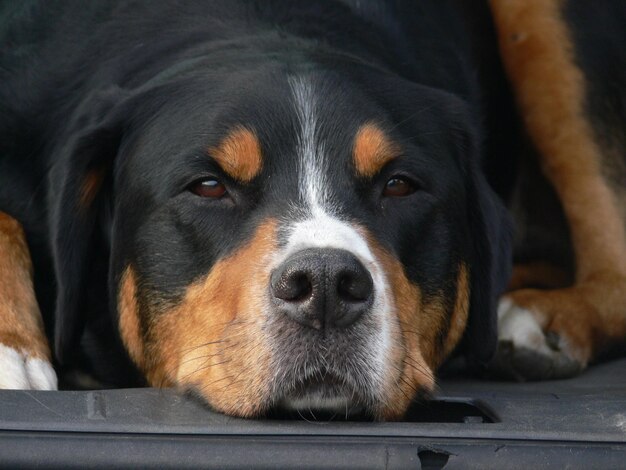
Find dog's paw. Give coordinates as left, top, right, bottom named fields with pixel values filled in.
left=488, top=296, right=585, bottom=381
left=0, top=343, right=58, bottom=390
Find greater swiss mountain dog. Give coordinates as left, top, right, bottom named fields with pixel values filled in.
left=1, top=1, right=625, bottom=419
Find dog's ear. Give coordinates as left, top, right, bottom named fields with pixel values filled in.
left=49, top=86, right=132, bottom=365
left=463, top=160, right=513, bottom=365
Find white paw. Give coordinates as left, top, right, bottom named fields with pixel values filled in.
left=488, top=297, right=583, bottom=380
left=0, top=344, right=58, bottom=390
left=497, top=297, right=554, bottom=356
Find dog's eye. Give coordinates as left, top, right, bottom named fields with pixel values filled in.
left=189, top=178, right=227, bottom=198
left=383, top=176, right=415, bottom=197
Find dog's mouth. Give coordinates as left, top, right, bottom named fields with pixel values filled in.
left=267, top=371, right=371, bottom=420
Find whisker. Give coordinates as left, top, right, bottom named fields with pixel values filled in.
left=196, top=374, right=236, bottom=394
left=386, top=105, right=438, bottom=132
left=178, top=339, right=227, bottom=355
left=394, top=366, right=419, bottom=401
left=390, top=365, right=415, bottom=405
left=395, top=320, right=429, bottom=340
left=178, top=358, right=233, bottom=383
left=179, top=338, right=244, bottom=365
left=296, top=408, right=316, bottom=424
left=402, top=357, right=435, bottom=381
left=178, top=321, right=248, bottom=352
left=401, top=357, right=435, bottom=384
left=214, top=378, right=245, bottom=394
left=180, top=351, right=223, bottom=366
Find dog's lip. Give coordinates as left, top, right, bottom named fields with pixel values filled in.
left=294, top=371, right=345, bottom=391
left=269, top=371, right=369, bottom=418
left=286, top=371, right=354, bottom=397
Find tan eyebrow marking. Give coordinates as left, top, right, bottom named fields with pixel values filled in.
left=353, top=123, right=402, bottom=178
left=208, top=127, right=263, bottom=182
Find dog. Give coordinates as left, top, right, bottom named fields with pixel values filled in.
left=0, top=0, right=624, bottom=419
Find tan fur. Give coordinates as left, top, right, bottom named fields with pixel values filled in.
left=118, top=267, right=144, bottom=369
left=208, top=127, right=263, bottom=183
left=0, top=212, right=51, bottom=359
left=353, top=123, right=402, bottom=178
left=442, top=264, right=470, bottom=359
left=131, top=220, right=277, bottom=417
left=119, top=213, right=469, bottom=418
left=366, top=236, right=429, bottom=419
left=363, top=231, right=469, bottom=419
left=508, top=262, right=572, bottom=291
left=490, top=0, right=626, bottom=361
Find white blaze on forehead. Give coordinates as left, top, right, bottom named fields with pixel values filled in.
left=282, top=75, right=394, bottom=400
left=285, top=75, right=375, bottom=264
left=288, top=75, right=332, bottom=212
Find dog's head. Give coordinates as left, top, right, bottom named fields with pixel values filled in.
left=50, top=59, right=511, bottom=419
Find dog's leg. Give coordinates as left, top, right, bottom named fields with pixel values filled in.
left=489, top=0, right=626, bottom=379
left=0, top=212, right=57, bottom=389
left=507, top=262, right=572, bottom=292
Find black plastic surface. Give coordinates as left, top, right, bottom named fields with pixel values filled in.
left=0, top=358, right=625, bottom=468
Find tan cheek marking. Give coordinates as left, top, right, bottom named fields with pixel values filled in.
left=441, top=264, right=470, bottom=360
left=353, top=123, right=401, bottom=178
left=118, top=267, right=144, bottom=370
left=142, top=220, right=277, bottom=417
left=362, top=231, right=434, bottom=420
left=208, top=127, right=263, bottom=183
left=0, top=213, right=51, bottom=359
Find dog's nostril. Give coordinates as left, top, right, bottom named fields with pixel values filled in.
left=337, top=271, right=373, bottom=302
left=271, top=270, right=312, bottom=302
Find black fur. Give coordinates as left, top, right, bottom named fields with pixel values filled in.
left=0, top=0, right=514, bottom=386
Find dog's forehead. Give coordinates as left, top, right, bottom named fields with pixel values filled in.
left=241, top=71, right=394, bottom=179
left=128, top=70, right=399, bottom=198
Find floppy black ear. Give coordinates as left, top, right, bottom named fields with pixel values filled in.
left=49, top=87, right=130, bottom=365
left=463, top=163, right=513, bottom=365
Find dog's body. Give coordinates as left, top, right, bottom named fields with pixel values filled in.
left=0, top=1, right=624, bottom=418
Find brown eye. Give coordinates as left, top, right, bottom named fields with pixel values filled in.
left=383, top=176, right=415, bottom=197
left=189, top=178, right=227, bottom=198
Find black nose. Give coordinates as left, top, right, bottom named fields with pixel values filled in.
left=270, top=248, right=374, bottom=329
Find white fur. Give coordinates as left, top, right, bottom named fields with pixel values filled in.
left=282, top=76, right=395, bottom=398
left=497, top=296, right=584, bottom=364
left=0, top=344, right=57, bottom=390
left=497, top=298, right=554, bottom=356
left=288, top=75, right=330, bottom=211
